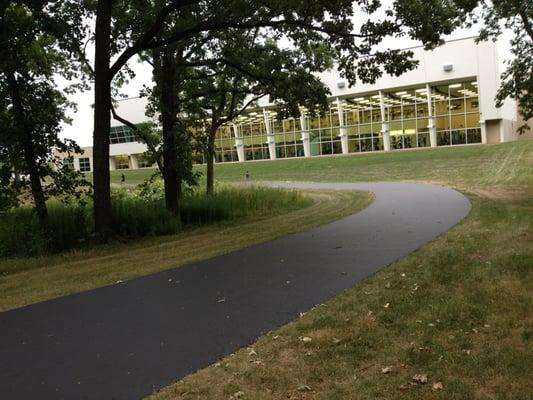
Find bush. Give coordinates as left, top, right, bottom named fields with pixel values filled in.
left=0, top=208, right=47, bottom=257
left=111, top=196, right=180, bottom=238
left=180, top=186, right=310, bottom=225
left=0, top=185, right=310, bottom=257
left=45, top=201, right=91, bottom=253
left=0, top=201, right=90, bottom=257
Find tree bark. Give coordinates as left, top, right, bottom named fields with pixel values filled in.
left=93, top=0, right=113, bottom=236
left=158, top=47, right=180, bottom=215
left=205, top=126, right=217, bottom=195
left=5, top=70, right=48, bottom=225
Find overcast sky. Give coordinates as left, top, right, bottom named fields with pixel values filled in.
left=59, top=19, right=509, bottom=148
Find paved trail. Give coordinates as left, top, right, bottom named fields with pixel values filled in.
left=0, top=182, right=471, bottom=399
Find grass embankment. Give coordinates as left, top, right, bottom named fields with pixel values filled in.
left=149, top=140, right=533, bottom=400
left=0, top=189, right=372, bottom=312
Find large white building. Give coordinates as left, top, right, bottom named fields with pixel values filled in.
left=64, top=37, right=532, bottom=172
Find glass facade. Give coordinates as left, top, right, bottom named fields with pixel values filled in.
left=213, top=80, right=481, bottom=163
left=382, top=88, right=431, bottom=150
left=110, top=125, right=136, bottom=144
left=214, top=125, right=239, bottom=162
left=432, top=81, right=481, bottom=145
left=114, top=155, right=130, bottom=169
left=108, top=80, right=479, bottom=166
left=343, top=96, right=384, bottom=153
left=240, top=114, right=270, bottom=161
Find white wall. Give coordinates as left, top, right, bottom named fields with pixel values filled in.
left=109, top=141, right=148, bottom=156
left=111, top=97, right=150, bottom=127
left=260, top=37, right=515, bottom=123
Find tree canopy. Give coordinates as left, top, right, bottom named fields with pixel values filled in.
left=0, top=1, right=89, bottom=220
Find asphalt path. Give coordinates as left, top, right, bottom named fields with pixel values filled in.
left=0, top=182, right=471, bottom=399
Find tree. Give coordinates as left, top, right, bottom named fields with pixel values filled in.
left=87, top=0, right=478, bottom=232
left=0, top=2, right=88, bottom=222
left=475, top=1, right=533, bottom=132
left=179, top=29, right=334, bottom=195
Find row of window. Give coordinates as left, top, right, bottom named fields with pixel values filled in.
left=214, top=80, right=481, bottom=162
left=61, top=154, right=155, bottom=172
left=62, top=157, right=91, bottom=172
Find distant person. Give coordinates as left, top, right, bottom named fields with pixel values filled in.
left=245, top=170, right=251, bottom=183
left=121, top=173, right=126, bottom=183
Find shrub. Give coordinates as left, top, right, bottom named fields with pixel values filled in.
left=111, top=196, right=180, bottom=238
left=0, top=185, right=309, bottom=257
left=0, top=201, right=90, bottom=257
left=180, top=186, right=310, bottom=225
left=45, top=201, right=91, bottom=253
left=0, top=208, right=47, bottom=257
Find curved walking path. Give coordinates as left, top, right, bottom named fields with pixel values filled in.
left=0, top=182, right=470, bottom=399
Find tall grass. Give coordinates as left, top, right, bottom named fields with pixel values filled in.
left=111, top=197, right=180, bottom=238
left=0, top=185, right=310, bottom=257
left=181, top=186, right=310, bottom=225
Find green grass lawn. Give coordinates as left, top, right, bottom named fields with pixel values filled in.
left=147, top=140, right=533, bottom=400
left=107, top=141, right=532, bottom=190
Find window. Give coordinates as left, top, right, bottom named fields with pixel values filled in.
left=110, top=125, right=137, bottom=144
left=136, top=155, right=152, bottom=168
left=62, top=158, right=74, bottom=169
left=114, top=155, right=130, bottom=169
left=79, top=157, right=91, bottom=172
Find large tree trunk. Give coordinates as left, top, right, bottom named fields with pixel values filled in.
left=205, top=126, right=217, bottom=196
left=159, top=47, right=180, bottom=216
left=5, top=71, right=48, bottom=224
left=93, top=0, right=113, bottom=236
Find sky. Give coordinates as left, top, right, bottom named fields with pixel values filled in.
left=59, top=14, right=511, bottom=148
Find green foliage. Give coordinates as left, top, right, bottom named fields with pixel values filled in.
left=0, top=208, right=47, bottom=257
left=0, top=186, right=309, bottom=257
left=45, top=201, right=91, bottom=253
left=0, top=2, right=90, bottom=215
left=110, top=189, right=180, bottom=238
left=181, top=186, right=311, bottom=225
left=475, top=1, right=533, bottom=132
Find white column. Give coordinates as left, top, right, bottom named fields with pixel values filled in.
left=109, top=157, right=116, bottom=171
left=335, top=98, right=349, bottom=154
left=299, top=106, right=311, bottom=157
left=379, top=91, right=391, bottom=151
left=263, top=109, right=276, bottom=160
left=499, top=120, right=506, bottom=143
left=427, top=83, right=437, bottom=148
left=74, top=158, right=80, bottom=172
left=130, top=154, right=139, bottom=169
left=232, top=123, right=245, bottom=162
left=480, top=120, right=487, bottom=144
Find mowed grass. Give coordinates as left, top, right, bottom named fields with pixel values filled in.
left=148, top=140, right=533, bottom=400
left=0, top=189, right=372, bottom=312
left=108, top=141, right=532, bottom=189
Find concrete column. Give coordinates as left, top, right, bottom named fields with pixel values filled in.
left=232, top=123, right=245, bottom=162
left=299, top=106, right=311, bottom=157
left=427, top=83, right=437, bottom=147
left=499, top=120, right=506, bottom=143
left=379, top=91, right=391, bottom=151
left=480, top=120, right=487, bottom=144
left=74, top=158, right=80, bottom=172
left=109, top=157, right=116, bottom=171
left=130, top=154, right=139, bottom=169
left=335, top=98, right=349, bottom=154
left=263, top=109, right=276, bottom=160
